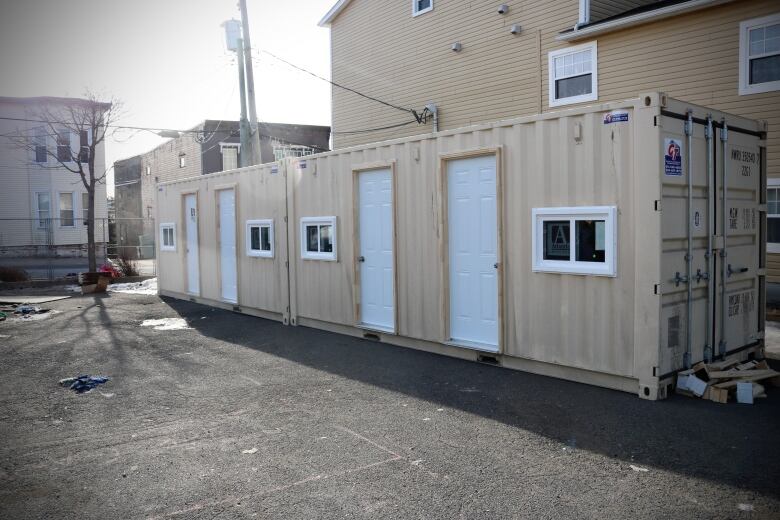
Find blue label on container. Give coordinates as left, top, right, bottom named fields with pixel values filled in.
left=603, top=111, right=629, bottom=124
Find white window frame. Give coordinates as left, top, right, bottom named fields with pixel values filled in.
left=33, top=126, right=48, bottom=164
left=548, top=41, right=598, bottom=107
left=160, top=222, right=177, bottom=252
left=57, top=192, right=75, bottom=228
left=221, top=144, right=239, bottom=171
left=246, top=219, right=274, bottom=258
left=412, top=0, right=433, bottom=17
left=34, top=191, right=50, bottom=229
left=739, top=13, right=780, bottom=95
left=300, top=216, right=337, bottom=261
left=767, top=179, right=780, bottom=253
left=532, top=205, right=617, bottom=276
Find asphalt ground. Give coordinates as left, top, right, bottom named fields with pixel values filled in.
left=0, top=292, right=779, bottom=519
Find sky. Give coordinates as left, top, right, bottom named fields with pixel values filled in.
left=0, top=0, right=335, bottom=195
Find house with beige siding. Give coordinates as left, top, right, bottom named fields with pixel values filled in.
left=319, top=0, right=780, bottom=278
left=0, top=96, right=108, bottom=258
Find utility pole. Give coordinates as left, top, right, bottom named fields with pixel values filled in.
left=236, top=38, right=252, bottom=167
left=239, top=0, right=262, bottom=166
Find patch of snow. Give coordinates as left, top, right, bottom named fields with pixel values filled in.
left=140, top=317, right=190, bottom=331
left=242, top=448, right=258, bottom=454
left=9, top=310, right=61, bottom=322
left=737, top=504, right=754, bottom=512
left=109, top=278, right=158, bottom=295
left=629, top=465, right=649, bottom=473
left=64, top=285, right=82, bottom=293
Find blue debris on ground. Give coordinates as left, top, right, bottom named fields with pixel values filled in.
left=59, top=375, right=110, bottom=394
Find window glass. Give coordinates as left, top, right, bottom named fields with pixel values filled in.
left=417, top=0, right=431, bottom=11
left=163, top=227, right=174, bottom=247
left=556, top=75, right=592, bottom=99
left=179, top=155, right=186, bottom=168
left=320, top=224, right=333, bottom=252
left=543, top=220, right=570, bottom=260
left=250, top=226, right=261, bottom=251
left=34, top=127, right=47, bottom=163
left=261, top=226, right=271, bottom=251
left=79, top=130, right=89, bottom=162
left=769, top=188, right=780, bottom=215
left=750, top=55, right=780, bottom=84
left=82, top=193, right=89, bottom=226
left=306, top=225, right=319, bottom=252
left=57, top=129, right=71, bottom=162
left=59, top=193, right=74, bottom=226
left=575, top=220, right=606, bottom=263
left=769, top=217, right=780, bottom=243
left=37, top=193, right=50, bottom=227
left=222, top=146, right=238, bottom=171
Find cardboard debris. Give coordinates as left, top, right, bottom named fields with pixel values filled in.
left=674, top=356, right=777, bottom=405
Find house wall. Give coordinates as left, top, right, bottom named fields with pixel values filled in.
left=327, top=0, right=780, bottom=277
left=0, top=99, right=108, bottom=256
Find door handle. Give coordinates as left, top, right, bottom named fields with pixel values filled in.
left=727, top=264, right=748, bottom=277
left=358, top=256, right=365, bottom=263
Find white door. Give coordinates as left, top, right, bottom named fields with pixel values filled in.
left=358, top=169, right=394, bottom=332
left=184, top=194, right=200, bottom=295
left=219, top=189, right=238, bottom=303
left=447, top=155, right=499, bottom=351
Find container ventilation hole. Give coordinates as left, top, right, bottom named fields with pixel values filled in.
left=363, top=333, right=380, bottom=342
left=478, top=354, right=499, bottom=365
left=644, top=96, right=652, bottom=107
left=644, top=387, right=650, bottom=397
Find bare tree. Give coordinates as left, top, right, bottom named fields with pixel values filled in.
left=9, top=92, right=121, bottom=272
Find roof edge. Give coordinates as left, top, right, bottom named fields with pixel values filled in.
left=557, top=0, right=735, bottom=42
left=318, top=0, right=352, bottom=27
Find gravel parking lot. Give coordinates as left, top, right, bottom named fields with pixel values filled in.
left=0, top=291, right=779, bottom=519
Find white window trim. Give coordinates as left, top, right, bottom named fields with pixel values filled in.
left=219, top=142, right=241, bottom=153
left=246, top=219, right=274, bottom=258
left=57, top=191, right=76, bottom=228
left=412, top=0, right=433, bottom=17
left=548, top=41, right=598, bottom=107
left=739, top=13, right=780, bottom=96
left=34, top=191, right=50, bottom=229
left=81, top=192, right=90, bottom=226
left=532, top=206, right=617, bottom=276
left=160, top=222, right=177, bottom=252
left=300, top=216, right=337, bottom=261
left=768, top=178, right=780, bottom=253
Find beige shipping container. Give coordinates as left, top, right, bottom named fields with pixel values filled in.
left=157, top=93, right=766, bottom=400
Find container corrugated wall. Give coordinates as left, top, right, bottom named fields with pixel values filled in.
left=157, top=94, right=766, bottom=399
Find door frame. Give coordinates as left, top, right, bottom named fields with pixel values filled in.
left=439, top=147, right=505, bottom=354
left=351, top=161, right=399, bottom=334
left=181, top=190, right=201, bottom=296
left=215, top=184, right=240, bottom=304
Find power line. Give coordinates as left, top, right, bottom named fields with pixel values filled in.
left=331, top=119, right=420, bottom=135
left=254, top=49, right=425, bottom=122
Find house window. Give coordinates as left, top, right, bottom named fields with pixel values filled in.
left=79, top=130, right=90, bottom=162
left=147, top=206, right=153, bottom=219
left=768, top=183, right=780, bottom=253
left=413, top=0, right=433, bottom=16
left=532, top=206, right=617, bottom=276
left=548, top=42, right=598, bottom=107
left=145, top=165, right=151, bottom=175
left=57, top=129, right=71, bottom=162
left=246, top=219, right=274, bottom=258
left=222, top=145, right=239, bottom=171
left=33, top=127, right=47, bottom=163
left=160, top=223, right=176, bottom=251
left=739, top=13, right=780, bottom=95
left=35, top=192, right=50, bottom=228
left=300, top=216, right=337, bottom=261
left=82, top=192, right=90, bottom=226
left=179, top=154, right=186, bottom=168
left=59, top=192, right=75, bottom=227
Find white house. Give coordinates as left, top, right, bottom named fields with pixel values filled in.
left=0, top=96, right=108, bottom=258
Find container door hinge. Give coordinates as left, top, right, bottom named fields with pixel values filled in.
left=285, top=260, right=289, bottom=268
left=654, top=283, right=660, bottom=295
left=653, top=116, right=658, bottom=127
left=654, top=200, right=662, bottom=212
